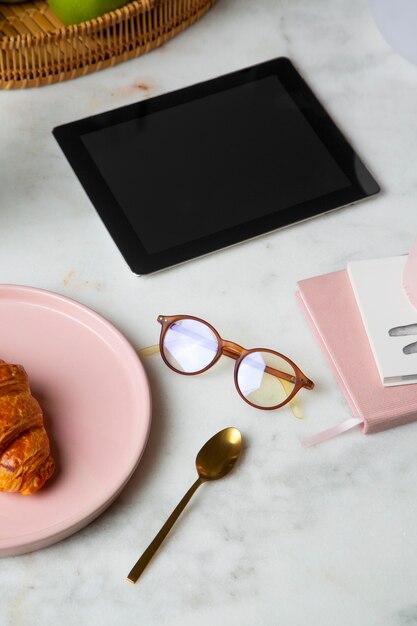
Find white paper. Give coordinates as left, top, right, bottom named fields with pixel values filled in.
left=347, top=255, right=417, bottom=386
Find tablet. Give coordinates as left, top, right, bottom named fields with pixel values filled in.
left=53, top=57, right=379, bottom=275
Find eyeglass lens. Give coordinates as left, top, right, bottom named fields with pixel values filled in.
left=162, top=319, right=219, bottom=373
left=237, top=351, right=296, bottom=408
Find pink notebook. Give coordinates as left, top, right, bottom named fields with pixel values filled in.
left=297, top=270, right=417, bottom=435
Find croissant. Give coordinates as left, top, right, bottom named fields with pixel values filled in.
left=0, top=359, right=55, bottom=495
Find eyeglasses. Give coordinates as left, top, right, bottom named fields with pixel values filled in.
left=142, top=315, right=314, bottom=416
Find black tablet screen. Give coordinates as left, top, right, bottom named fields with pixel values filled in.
left=81, top=75, right=350, bottom=255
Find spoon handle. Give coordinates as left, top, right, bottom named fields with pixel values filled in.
left=127, top=477, right=203, bottom=584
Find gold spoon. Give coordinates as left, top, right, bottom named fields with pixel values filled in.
left=127, top=426, right=242, bottom=584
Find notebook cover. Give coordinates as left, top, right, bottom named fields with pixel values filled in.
left=297, top=269, right=417, bottom=434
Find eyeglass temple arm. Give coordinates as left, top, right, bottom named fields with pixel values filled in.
left=138, top=344, right=160, bottom=357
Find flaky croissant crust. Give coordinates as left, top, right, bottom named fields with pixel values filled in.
left=0, top=360, right=55, bottom=495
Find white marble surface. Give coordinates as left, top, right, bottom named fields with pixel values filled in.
left=2, top=0, right=417, bottom=624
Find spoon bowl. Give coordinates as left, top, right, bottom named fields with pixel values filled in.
left=196, top=427, right=242, bottom=481
left=127, top=426, right=242, bottom=584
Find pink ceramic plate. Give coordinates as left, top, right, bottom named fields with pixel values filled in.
left=0, top=285, right=151, bottom=557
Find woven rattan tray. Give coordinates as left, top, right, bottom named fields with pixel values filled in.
left=0, top=0, right=215, bottom=89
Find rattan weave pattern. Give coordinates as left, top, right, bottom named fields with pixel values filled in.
left=0, top=0, right=216, bottom=88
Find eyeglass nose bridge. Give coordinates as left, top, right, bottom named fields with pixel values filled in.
left=221, top=340, right=245, bottom=360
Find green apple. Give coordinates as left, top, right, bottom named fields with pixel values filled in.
left=47, top=0, right=130, bottom=25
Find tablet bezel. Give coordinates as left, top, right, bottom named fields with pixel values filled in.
left=53, top=57, right=380, bottom=275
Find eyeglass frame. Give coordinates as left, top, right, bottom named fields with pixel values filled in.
left=157, top=314, right=314, bottom=411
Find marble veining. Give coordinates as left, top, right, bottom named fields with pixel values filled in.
left=1, top=0, right=417, bottom=624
